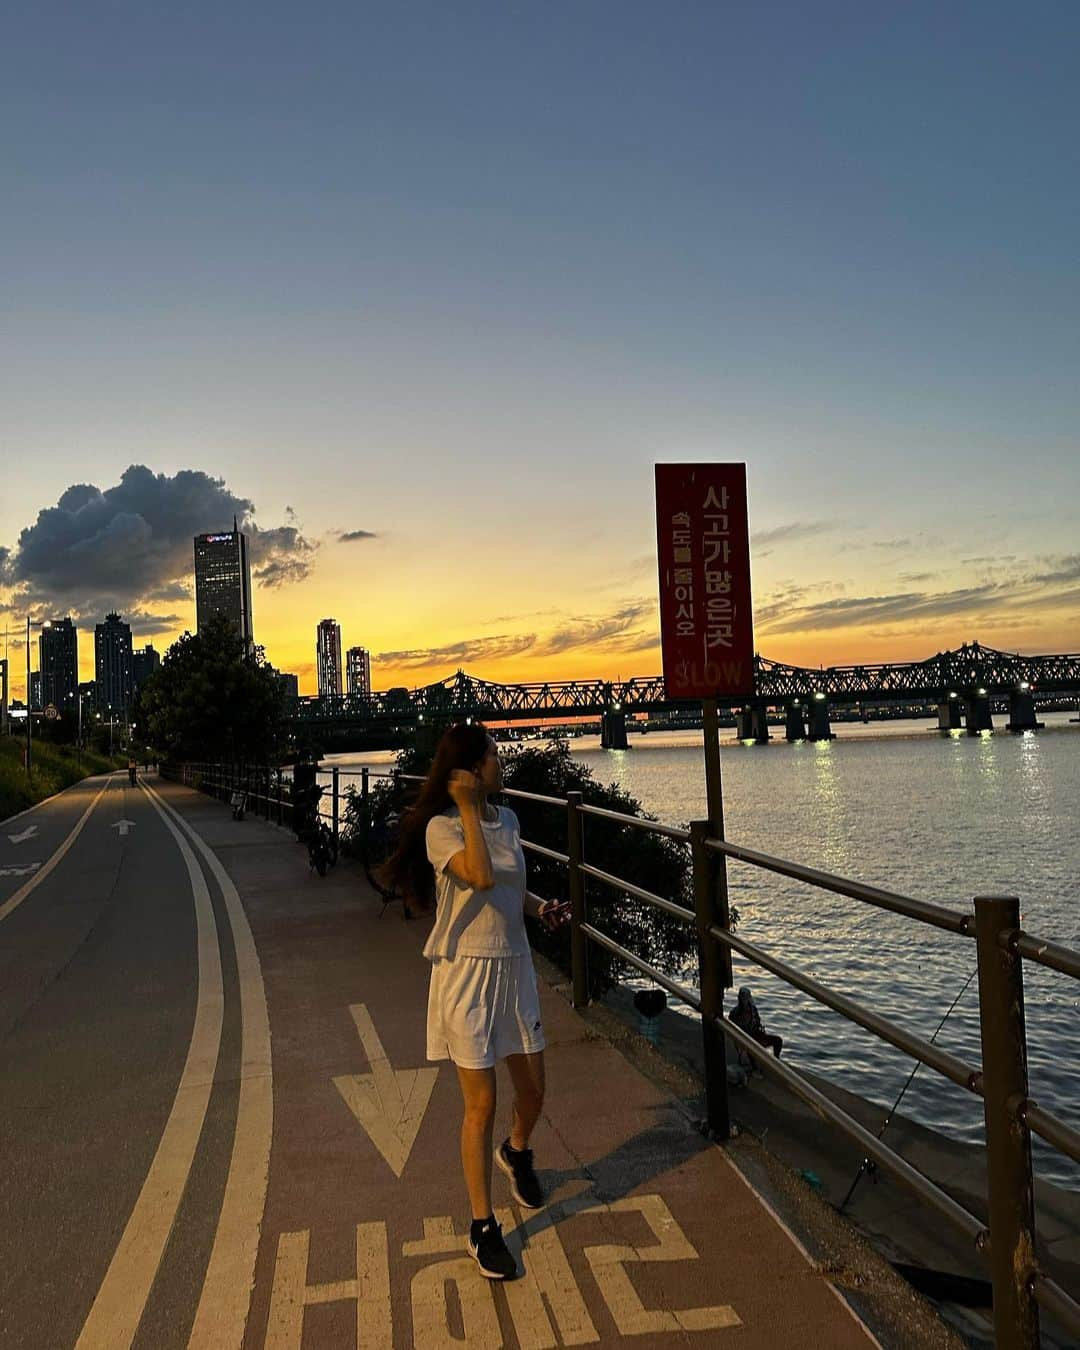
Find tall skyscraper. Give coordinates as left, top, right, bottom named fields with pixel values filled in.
left=194, top=519, right=253, bottom=647
left=346, top=646, right=372, bottom=698
left=132, top=643, right=161, bottom=691
left=95, top=612, right=134, bottom=713
left=30, top=670, right=42, bottom=711
left=316, top=619, right=343, bottom=698
left=40, top=618, right=79, bottom=712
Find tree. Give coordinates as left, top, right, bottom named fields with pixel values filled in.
left=139, top=612, right=289, bottom=764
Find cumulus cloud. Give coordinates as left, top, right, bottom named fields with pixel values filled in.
left=339, top=529, right=378, bottom=543
left=1, top=465, right=317, bottom=622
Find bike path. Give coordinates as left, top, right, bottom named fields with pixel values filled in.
left=149, top=776, right=880, bottom=1350
left=0, top=771, right=236, bottom=1350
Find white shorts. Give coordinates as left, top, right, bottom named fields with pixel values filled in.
left=426, top=954, right=546, bottom=1069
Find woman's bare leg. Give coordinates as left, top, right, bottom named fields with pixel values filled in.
left=504, top=1051, right=545, bottom=1150
left=455, top=1065, right=497, bottom=1218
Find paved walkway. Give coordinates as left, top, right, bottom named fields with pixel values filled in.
left=1, top=772, right=882, bottom=1349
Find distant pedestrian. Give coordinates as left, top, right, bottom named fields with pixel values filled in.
left=381, top=722, right=570, bottom=1280
left=730, top=986, right=783, bottom=1059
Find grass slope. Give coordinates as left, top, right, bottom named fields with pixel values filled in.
left=0, top=736, right=125, bottom=821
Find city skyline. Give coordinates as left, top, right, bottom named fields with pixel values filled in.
left=2, top=5, right=1078, bottom=694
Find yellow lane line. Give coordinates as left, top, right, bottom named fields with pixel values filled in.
left=0, top=776, right=114, bottom=925
left=74, top=785, right=224, bottom=1349
left=142, top=779, right=274, bottom=1350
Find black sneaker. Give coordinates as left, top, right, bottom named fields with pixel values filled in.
left=496, top=1138, right=544, bottom=1209
left=468, top=1218, right=517, bottom=1280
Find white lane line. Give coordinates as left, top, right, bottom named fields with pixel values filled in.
left=141, top=780, right=273, bottom=1350
left=75, top=788, right=224, bottom=1350
left=0, top=777, right=114, bottom=925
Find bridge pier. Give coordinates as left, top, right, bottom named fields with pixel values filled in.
left=964, top=692, right=994, bottom=734
left=600, top=709, right=628, bottom=749
left=806, top=697, right=835, bottom=741
left=784, top=704, right=806, bottom=741
left=736, top=701, right=770, bottom=744
left=1007, top=690, right=1044, bottom=732
left=937, top=697, right=963, bottom=731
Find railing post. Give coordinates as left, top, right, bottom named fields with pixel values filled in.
left=691, top=820, right=730, bottom=1141
left=332, top=765, right=340, bottom=842
left=975, top=895, right=1039, bottom=1350
left=276, top=768, right=283, bottom=825
left=362, top=766, right=369, bottom=803
left=566, top=791, right=589, bottom=1008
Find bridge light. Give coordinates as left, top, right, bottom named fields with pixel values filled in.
left=466, top=716, right=472, bottom=725
left=949, top=691, right=958, bottom=700
left=612, top=701, right=622, bottom=712
left=418, top=713, right=424, bottom=722
left=814, top=691, right=826, bottom=701
left=977, top=687, right=987, bottom=696
left=1019, top=681, right=1030, bottom=692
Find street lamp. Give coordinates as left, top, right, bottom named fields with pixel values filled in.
left=25, top=616, right=51, bottom=780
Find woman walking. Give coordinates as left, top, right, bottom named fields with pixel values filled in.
left=382, top=722, right=570, bottom=1279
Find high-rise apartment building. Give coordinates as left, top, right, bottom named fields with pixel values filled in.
left=95, top=612, right=134, bottom=713
left=132, top=644, right=162, bottom=691
left=40, top=617, right=79, bottom=712
left=346, top=646, right=372, bottom=698
left=30, top=671, right=42, bottom=711
left=316, top=619, right=343, bottom=698
left=265, top=663, right=300, bottom=701
left=194, top=520, right=253, bottom=647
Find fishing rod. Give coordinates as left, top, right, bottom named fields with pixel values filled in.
left=839, top=962, right=980, bottom=1212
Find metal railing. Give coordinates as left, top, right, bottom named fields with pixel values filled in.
left=172, top=758, right=1079, bottom=1348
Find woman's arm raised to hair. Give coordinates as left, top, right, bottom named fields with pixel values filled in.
left=447, top=802, right=495, bottom=890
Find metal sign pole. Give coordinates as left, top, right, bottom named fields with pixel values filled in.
left=702, top=697, right=733, bottom=987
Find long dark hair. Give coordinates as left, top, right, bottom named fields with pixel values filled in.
left=379, top=721, right=492, bottom=910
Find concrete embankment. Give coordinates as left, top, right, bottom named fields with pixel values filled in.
left=586, top=980, right=1080, bottom=1349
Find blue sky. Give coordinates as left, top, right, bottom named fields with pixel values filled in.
left=3, top=2, right=1078, bottom=688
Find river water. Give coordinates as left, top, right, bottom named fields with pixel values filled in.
left=326, top=712, right=1080, bottom=1188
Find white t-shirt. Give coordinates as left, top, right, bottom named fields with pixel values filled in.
left=423, top=805, right=530, bottom=961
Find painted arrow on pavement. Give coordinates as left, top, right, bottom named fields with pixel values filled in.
left=111, top=819, right=136, bottom=836
left=333, top=1003, right=438, bottom=1178
left=8, top=825, right=38, bottom=844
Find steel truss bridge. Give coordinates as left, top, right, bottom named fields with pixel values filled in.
left=293, top=641, right=1080, bottom=732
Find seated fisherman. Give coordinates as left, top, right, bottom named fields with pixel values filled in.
left=729, top=986, right=783, bottom=1058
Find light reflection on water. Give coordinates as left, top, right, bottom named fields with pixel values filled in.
left=327, top=713, right=1080, bottom=1189
left=572, top=715, right=1080, bottom=1191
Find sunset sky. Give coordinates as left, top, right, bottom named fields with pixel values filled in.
left=3, top=3, right=1078, bottom=697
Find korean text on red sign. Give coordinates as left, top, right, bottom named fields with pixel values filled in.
left=654, top=463, right=755, bottom=698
